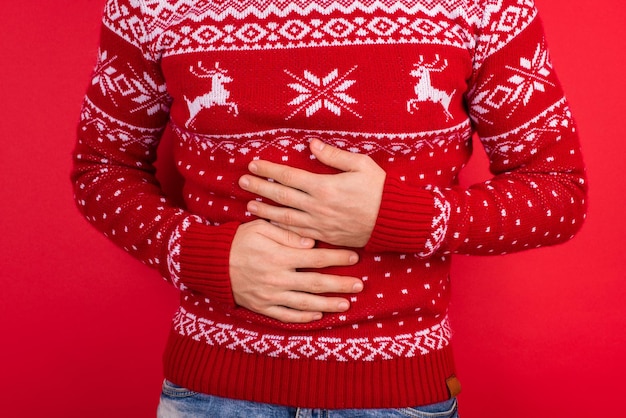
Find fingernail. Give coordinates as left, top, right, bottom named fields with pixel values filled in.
left=239, top=176, right=249, bottom=188
left=313, top=313, right=323, bottom=321
left=248, top=202, right=258, bottom=212
left=353, top=282, right=363, bottom=292
left=338, top=301, right=349, bottom=310
left=349, top=254, right=359, bottom=264
left=312, top=139, right=325, bottom=151
left=300, top=237, right=314, bottom=246
left=248, top=162, right=258, bottom=173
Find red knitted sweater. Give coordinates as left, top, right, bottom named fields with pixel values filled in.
left=72, top=0, right=587, bottom=409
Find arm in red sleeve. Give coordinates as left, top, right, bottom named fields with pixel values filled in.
left=444, top=4, right=587, bottom=255
left=366, top=1, right=587, bottom=257
left=70, top=0, right=238, bottom=305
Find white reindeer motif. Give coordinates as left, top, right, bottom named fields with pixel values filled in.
left=407, top=55, right=456, bottom=121
left=184, top=61, right=239, bottom=128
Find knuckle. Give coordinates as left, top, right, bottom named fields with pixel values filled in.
left=250, top=286, right=278, bottom=305
left=255, top=293, right=272, bottom=305
left=307, top=276, right=325, bottom=293
left=308, top=252, right=327, bottom=269
left=281, top=228, right=299, bottom=245
left=312, top=186, right=330, bottom=202
left=328, top=147, right=343, bottom=160
left=295, top=298, right=313, bottom=311
left=278, top=168, right=294, bottom=185
left=317, top=205, right=335, bottom=220
left=281, top=209, right=294, bottom=225
left=247, top=300, right=265, bottom=314
left=275, top=187, right=291, bottom=205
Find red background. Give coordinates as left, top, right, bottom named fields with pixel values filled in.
left=1, top=1, right=624, bottom=416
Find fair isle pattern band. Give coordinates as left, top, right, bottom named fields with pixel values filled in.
left=173, top=307, right=452, bottom=361
left=103, top=0, right=539, bottom=66
left=480, top=98, right=575, bottom=160
left=80, top=99, right=164, bottom=148
left=172, top=120, right=473, bottom=157
left=472, top=0, right=538, bottom=70
left=139, top=0, right=492, bottom=25
left=470, top=40, right=554, bottom=125
left=90, top=48, right=170, bottom=116
left=152, top=13, right=473, bottom=55
left=103, top=1, right=537, bottom=63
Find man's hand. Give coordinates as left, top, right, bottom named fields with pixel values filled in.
left=238, top=139, right=386, bottom=248
left=230, top=219, right=364, bottom=323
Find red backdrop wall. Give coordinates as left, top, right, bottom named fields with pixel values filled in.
left=1, top=1, right=624, bottom=417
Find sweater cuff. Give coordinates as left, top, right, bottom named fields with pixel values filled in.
left=365, top=177, right=450, bottom=257
left=166, top=216, right=240, bottom=306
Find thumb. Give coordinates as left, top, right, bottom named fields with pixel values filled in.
left=310, top=138, right=361, bottom=172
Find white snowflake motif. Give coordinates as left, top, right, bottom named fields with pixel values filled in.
left=470, top=42, right=555, bottom=124
left=90, top=49, right=170, bottom=116
left=284, top=66, right=362, bottom=120
left=126, top=68, right=170, bottom=116
left=91, top=49, right=120, bottom=104
left=504, top=42, right=555, bottom=112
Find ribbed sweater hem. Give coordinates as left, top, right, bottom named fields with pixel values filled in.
left=162, top=321, right=457, bottom=409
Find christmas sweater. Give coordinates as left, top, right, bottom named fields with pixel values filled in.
left=72, top=0, right=587, bottom=409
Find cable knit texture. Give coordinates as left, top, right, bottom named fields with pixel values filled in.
left=71, top=0, right=587, bottom=409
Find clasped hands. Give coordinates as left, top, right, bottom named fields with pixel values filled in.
left=229, top=138, right=386, bottom=323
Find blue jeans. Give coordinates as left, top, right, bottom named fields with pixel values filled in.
left=157, top=380, right=459, bottom=417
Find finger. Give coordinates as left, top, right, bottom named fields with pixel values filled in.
left=269, top=221, right=320, bottom=243
left=309, top=138, right=364, bottom=172
left=280, top=292, right=352, bottom=313
left=248, top=200, right=312, bottom=230
left=263, top=306, right=323, bottom=324
left=254, top=220, right=315, bottom=248
left=247, top=160, right=319, bottom=192
left=296, top=247, right=359, bottom=269
left=239, top=173, right=312, bottom=210
left=290, top=272, right=364, bottom=295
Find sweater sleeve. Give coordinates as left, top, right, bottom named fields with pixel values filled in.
left=70, top=0, right=239, bottom=305
left=366, top=1, right=587, bottom=256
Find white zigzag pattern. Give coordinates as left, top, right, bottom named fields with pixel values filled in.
left=480, top=98, right=573, bottom=159
left=90, top=48, right=170, bottom=115
left=103, top=0, right=536, bottom=64
left=472, top=0, right=537, bottom=70
left=153, top=16, right=472, bottom=55
left=139, top=0, right=483, bottom=25
left=172, top=121, right=473, bottom=157
left=80, top=99, right=163, bottom=150
left=471, top=40, right=554, bottom=125
left=173, top=307, right=452, bottom=360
